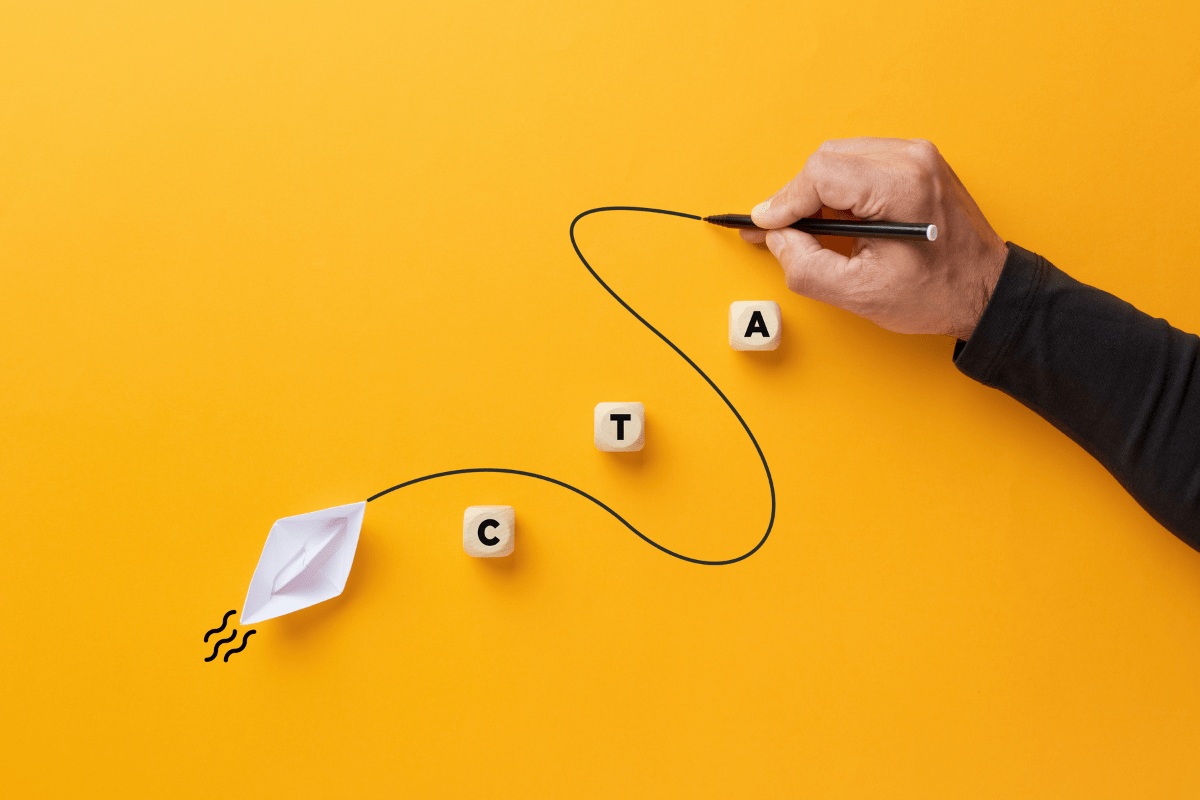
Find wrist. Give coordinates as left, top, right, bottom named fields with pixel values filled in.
left=948, top=238, right=1009, bottom=340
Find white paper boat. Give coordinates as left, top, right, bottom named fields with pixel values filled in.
left=241, top=501, right=366, bottom=624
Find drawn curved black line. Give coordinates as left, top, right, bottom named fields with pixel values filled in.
left=205, top=629, right=237, bottom=662
left=368, top=207, right=775, bottom=566
left=204, top=609, right=237, bottom=642
left=223, top=630, right=256, bottom=662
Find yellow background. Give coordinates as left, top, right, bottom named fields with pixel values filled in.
left=4, top=1, right=1200, bottom=796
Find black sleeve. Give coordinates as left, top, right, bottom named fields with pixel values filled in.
left=954, top=243, right=1200, bottom=547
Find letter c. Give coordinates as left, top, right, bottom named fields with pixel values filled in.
left=477, top=518, right=500, bottom=546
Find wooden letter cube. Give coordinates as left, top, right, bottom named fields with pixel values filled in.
left=463, top=505, right=515, bottom=557
left=729, top=301, right=781, bottom=351
left=594, top=402, right=645, bottom=452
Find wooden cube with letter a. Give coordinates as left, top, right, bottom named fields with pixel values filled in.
left=729, top=301, right=781, bottom=351
left=594, top=402, right=645, bottom=452
left=463, top=505, right=515, bottom=557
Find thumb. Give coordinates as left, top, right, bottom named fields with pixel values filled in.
left=765, top=227, right=849, bottom=303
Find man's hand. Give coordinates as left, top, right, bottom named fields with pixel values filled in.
left=742, top=138, right=1008, bottom=339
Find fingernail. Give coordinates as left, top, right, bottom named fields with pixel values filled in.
left=752, top=199, right=772, bottom=218
left=765, top=230, right=784, bottom=257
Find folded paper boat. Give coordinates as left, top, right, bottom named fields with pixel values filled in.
left=241, top=501, right=366, bottom=624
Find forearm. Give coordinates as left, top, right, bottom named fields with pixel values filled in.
left=955, top=244, right=1200, bottom=546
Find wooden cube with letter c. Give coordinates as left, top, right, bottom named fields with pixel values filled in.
left=462, top=505, right=515, bottom=557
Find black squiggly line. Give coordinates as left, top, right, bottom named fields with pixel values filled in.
left=205, top=629, right=237, bottom=662
left=204, top=609, right=237, bottom=642
left=223, top=630, right=256, bottom=662
left=367, top=207, right=775, bottom=566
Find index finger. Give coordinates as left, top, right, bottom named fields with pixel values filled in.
left=752, top=150, right=900, bottom=230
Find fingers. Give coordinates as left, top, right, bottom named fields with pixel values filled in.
left=752, top=151, right=898, bottom=230
left=739, top=206, right=854, bottom=244
left=764, top=227, right=850, bottom=303
left=751, top=172, right=822, bottom=229
left=752, top=137, right=932, bottom=231
left=739, top=228, right=767, bottom=244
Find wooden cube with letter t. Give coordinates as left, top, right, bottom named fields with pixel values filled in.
left=594, top=402, right=645, bottom=452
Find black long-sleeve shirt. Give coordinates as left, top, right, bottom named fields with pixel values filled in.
left=954, top=243, right=1200, bottom=547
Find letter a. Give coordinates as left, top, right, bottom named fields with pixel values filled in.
left=744, top=310, right=770, bottom=338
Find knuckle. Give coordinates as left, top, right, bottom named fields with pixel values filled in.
left=907, top=138, right=940, bottom=160
left=802, top=150, right=830, bottom=173
left=799, top=153, right=833, bottom=200
left=905, top=139, right=942, bottom=176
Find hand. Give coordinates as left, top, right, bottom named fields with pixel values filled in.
left=742, top=138, right=1008, bottom=340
